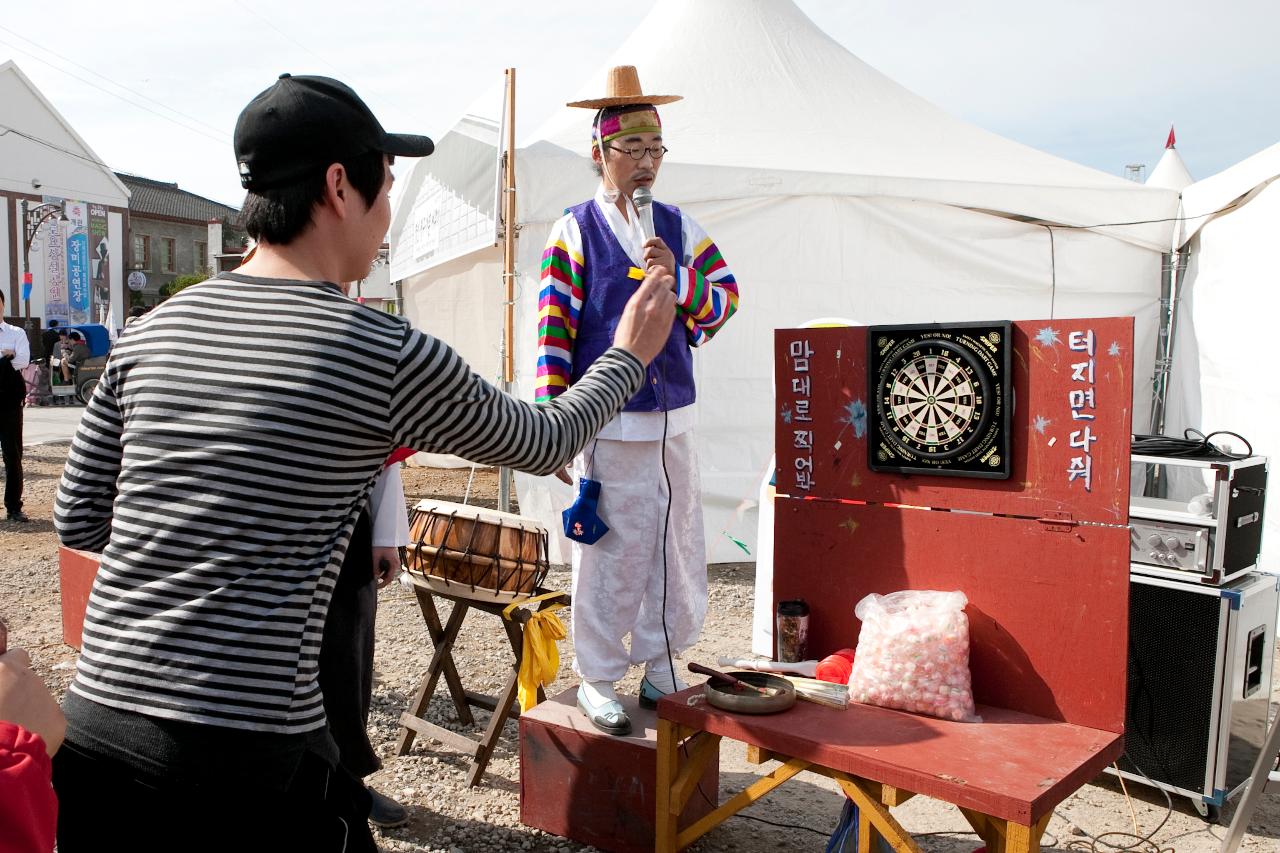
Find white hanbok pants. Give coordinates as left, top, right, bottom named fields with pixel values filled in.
left=570, top=432, right=707, bottom=683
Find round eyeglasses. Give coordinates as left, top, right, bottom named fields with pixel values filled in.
left=605, top=144, right=669, bottom=161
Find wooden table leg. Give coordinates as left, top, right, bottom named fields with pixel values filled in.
left=858, top=807, right=883, bottom=853
left=655, top=718, right=681, bottom=853
left=678, top=757, right=809, bottom=850
left=959, top=807, right=996, bottom=850
left=670, top=732, right=721, bottom=817
left=831, top=773, right=922, bottom=853
left=960, top=809, right=1050, bottom=853
left=396, top=596, right=470, bottom=755
left=1002, top=812, right=1052, bottom=853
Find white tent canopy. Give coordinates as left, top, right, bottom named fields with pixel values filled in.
left=1166, top=142, right=1280, bottom=572
left=1180, top=142, right=1280, bottom=244
left=393, top=0, right=1180, bottom=564
left=1147, top=144, right=1194, bottom=191
left=525, top=0, right=1177, bottom=251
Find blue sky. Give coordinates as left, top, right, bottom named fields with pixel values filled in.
left=2, top=0, right=1275, bottom=206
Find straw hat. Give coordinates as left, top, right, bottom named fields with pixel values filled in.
left=567, top=65, right=682, bottom=109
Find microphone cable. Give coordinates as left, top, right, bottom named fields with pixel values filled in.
left=649, top=231, right=830, bottom=841
left=1131, top=428, right=1253, bottom=460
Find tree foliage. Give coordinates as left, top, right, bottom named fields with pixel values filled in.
left=161, top=273, right=208, bottom=299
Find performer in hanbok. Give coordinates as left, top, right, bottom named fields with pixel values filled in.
left=536, top=67, right=740, bottom=735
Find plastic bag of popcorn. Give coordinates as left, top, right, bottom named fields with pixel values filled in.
left=846, top=590, right=980, bottom=722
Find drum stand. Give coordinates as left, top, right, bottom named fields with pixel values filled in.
left=395, top=574, right=570, bottom=787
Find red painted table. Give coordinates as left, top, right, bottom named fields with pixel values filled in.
left=654, top=695, right=1122, bottom=853
left=655, top=320, right=1134, bottom=852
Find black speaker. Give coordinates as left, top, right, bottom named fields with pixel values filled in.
left=1115, top=573, right=1277, bottom=815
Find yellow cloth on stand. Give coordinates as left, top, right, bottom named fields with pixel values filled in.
left=504, top=594, right=567, bottom=713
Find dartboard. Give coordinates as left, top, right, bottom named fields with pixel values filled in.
left=868, top=322, right=1012, bottom=479
left=882, top=340, right=990, bottom=459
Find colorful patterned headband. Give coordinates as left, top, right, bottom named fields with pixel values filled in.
left=592, top=104, right=662, bottom=145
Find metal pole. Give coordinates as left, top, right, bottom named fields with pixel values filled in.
left=1149, top=248, right=1189, bottom=436
left=19, top=200, right=31, bottom=323
left=19, top=200, right=67, bottom=327
left=1146, top=247, right=1189, bottom=498
left=498, top=67, right=518, bottom=513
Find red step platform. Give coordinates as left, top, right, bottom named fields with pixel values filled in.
left=520, top=688, right=718, bottom=853
left=58, top=546, right=99, bottom=649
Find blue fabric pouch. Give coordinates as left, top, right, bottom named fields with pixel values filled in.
left=562, top=477, right=609, bottom=545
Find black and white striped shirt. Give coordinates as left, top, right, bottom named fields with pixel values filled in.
left=55, top=273, right=643, bottom=734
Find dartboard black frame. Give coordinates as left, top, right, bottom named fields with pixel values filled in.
left=867, top=321, right=1012, bottom=480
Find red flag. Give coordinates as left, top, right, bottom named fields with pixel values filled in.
left=1166, top=126, right=1176, bottom=149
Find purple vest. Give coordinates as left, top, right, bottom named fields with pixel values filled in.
left=568, top=199, right=695, bottom=412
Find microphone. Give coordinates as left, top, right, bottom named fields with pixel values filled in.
left=632, top=186, right=655, bottom=243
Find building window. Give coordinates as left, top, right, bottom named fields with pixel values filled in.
left=194, top=241, right=208, bottom=273
left=132, top=234, right=151, bottom=270
left=161, top=238, right=176, bottom=273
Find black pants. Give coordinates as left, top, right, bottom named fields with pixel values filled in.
left=52, top=740, right=376, bottom=853
left=0, top=400, right=22, bottom=515
left=319, top=509, right=381, bottom=779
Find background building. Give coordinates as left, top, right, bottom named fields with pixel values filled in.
left=0, top=61, right=129, bottom=335
left=114, top=172, right=243, bottom=306
left=353, top=244, right=398, bottom=313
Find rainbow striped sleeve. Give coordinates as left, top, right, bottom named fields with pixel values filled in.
left=674, top=215, right=739, bottom=347
left=535, top=216, right=585, bottom=402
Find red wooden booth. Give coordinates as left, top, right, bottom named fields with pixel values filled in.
left=655, top=319, right=1133, bottom=852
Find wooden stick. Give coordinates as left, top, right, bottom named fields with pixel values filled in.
left=501, top=67, right=517, bottom=384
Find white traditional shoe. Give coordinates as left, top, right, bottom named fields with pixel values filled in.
left=639, top=666, right=688, bottom=709
left=577, top=680, right=631, bottom=736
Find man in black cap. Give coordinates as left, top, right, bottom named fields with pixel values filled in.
left=51, top=73, right=678, bottom=852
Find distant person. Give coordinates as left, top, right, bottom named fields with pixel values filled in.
left=319, top=456, right=411, bottom=829
left=24, top=321, right=59, bottom=408
left=58, top=332, right=89, bottom=385
left=0, top=618, right=65, bottom=852
left=0, top=291, right=31, bottom=522
left=39, top=320, right=60, bottom=366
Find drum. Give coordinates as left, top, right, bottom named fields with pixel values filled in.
left=405, top=500, right=549, bottom=601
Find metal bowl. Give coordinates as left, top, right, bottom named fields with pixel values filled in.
left=703, top=672, right=797, bottom=715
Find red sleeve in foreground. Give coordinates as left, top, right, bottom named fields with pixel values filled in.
left=0, top=721, right=57, bottom=853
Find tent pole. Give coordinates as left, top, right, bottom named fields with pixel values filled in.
left=499, top=67, right=518, bottom=514
left=1149, top=247, right=1188, bottom=436
left=1146, top=246, right=1189, bottom=498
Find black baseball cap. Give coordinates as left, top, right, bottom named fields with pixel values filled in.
left=234, top=73, right=434, bottom=190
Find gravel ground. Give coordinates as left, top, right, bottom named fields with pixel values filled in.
left=2, top=442, right=1277, bottom=851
